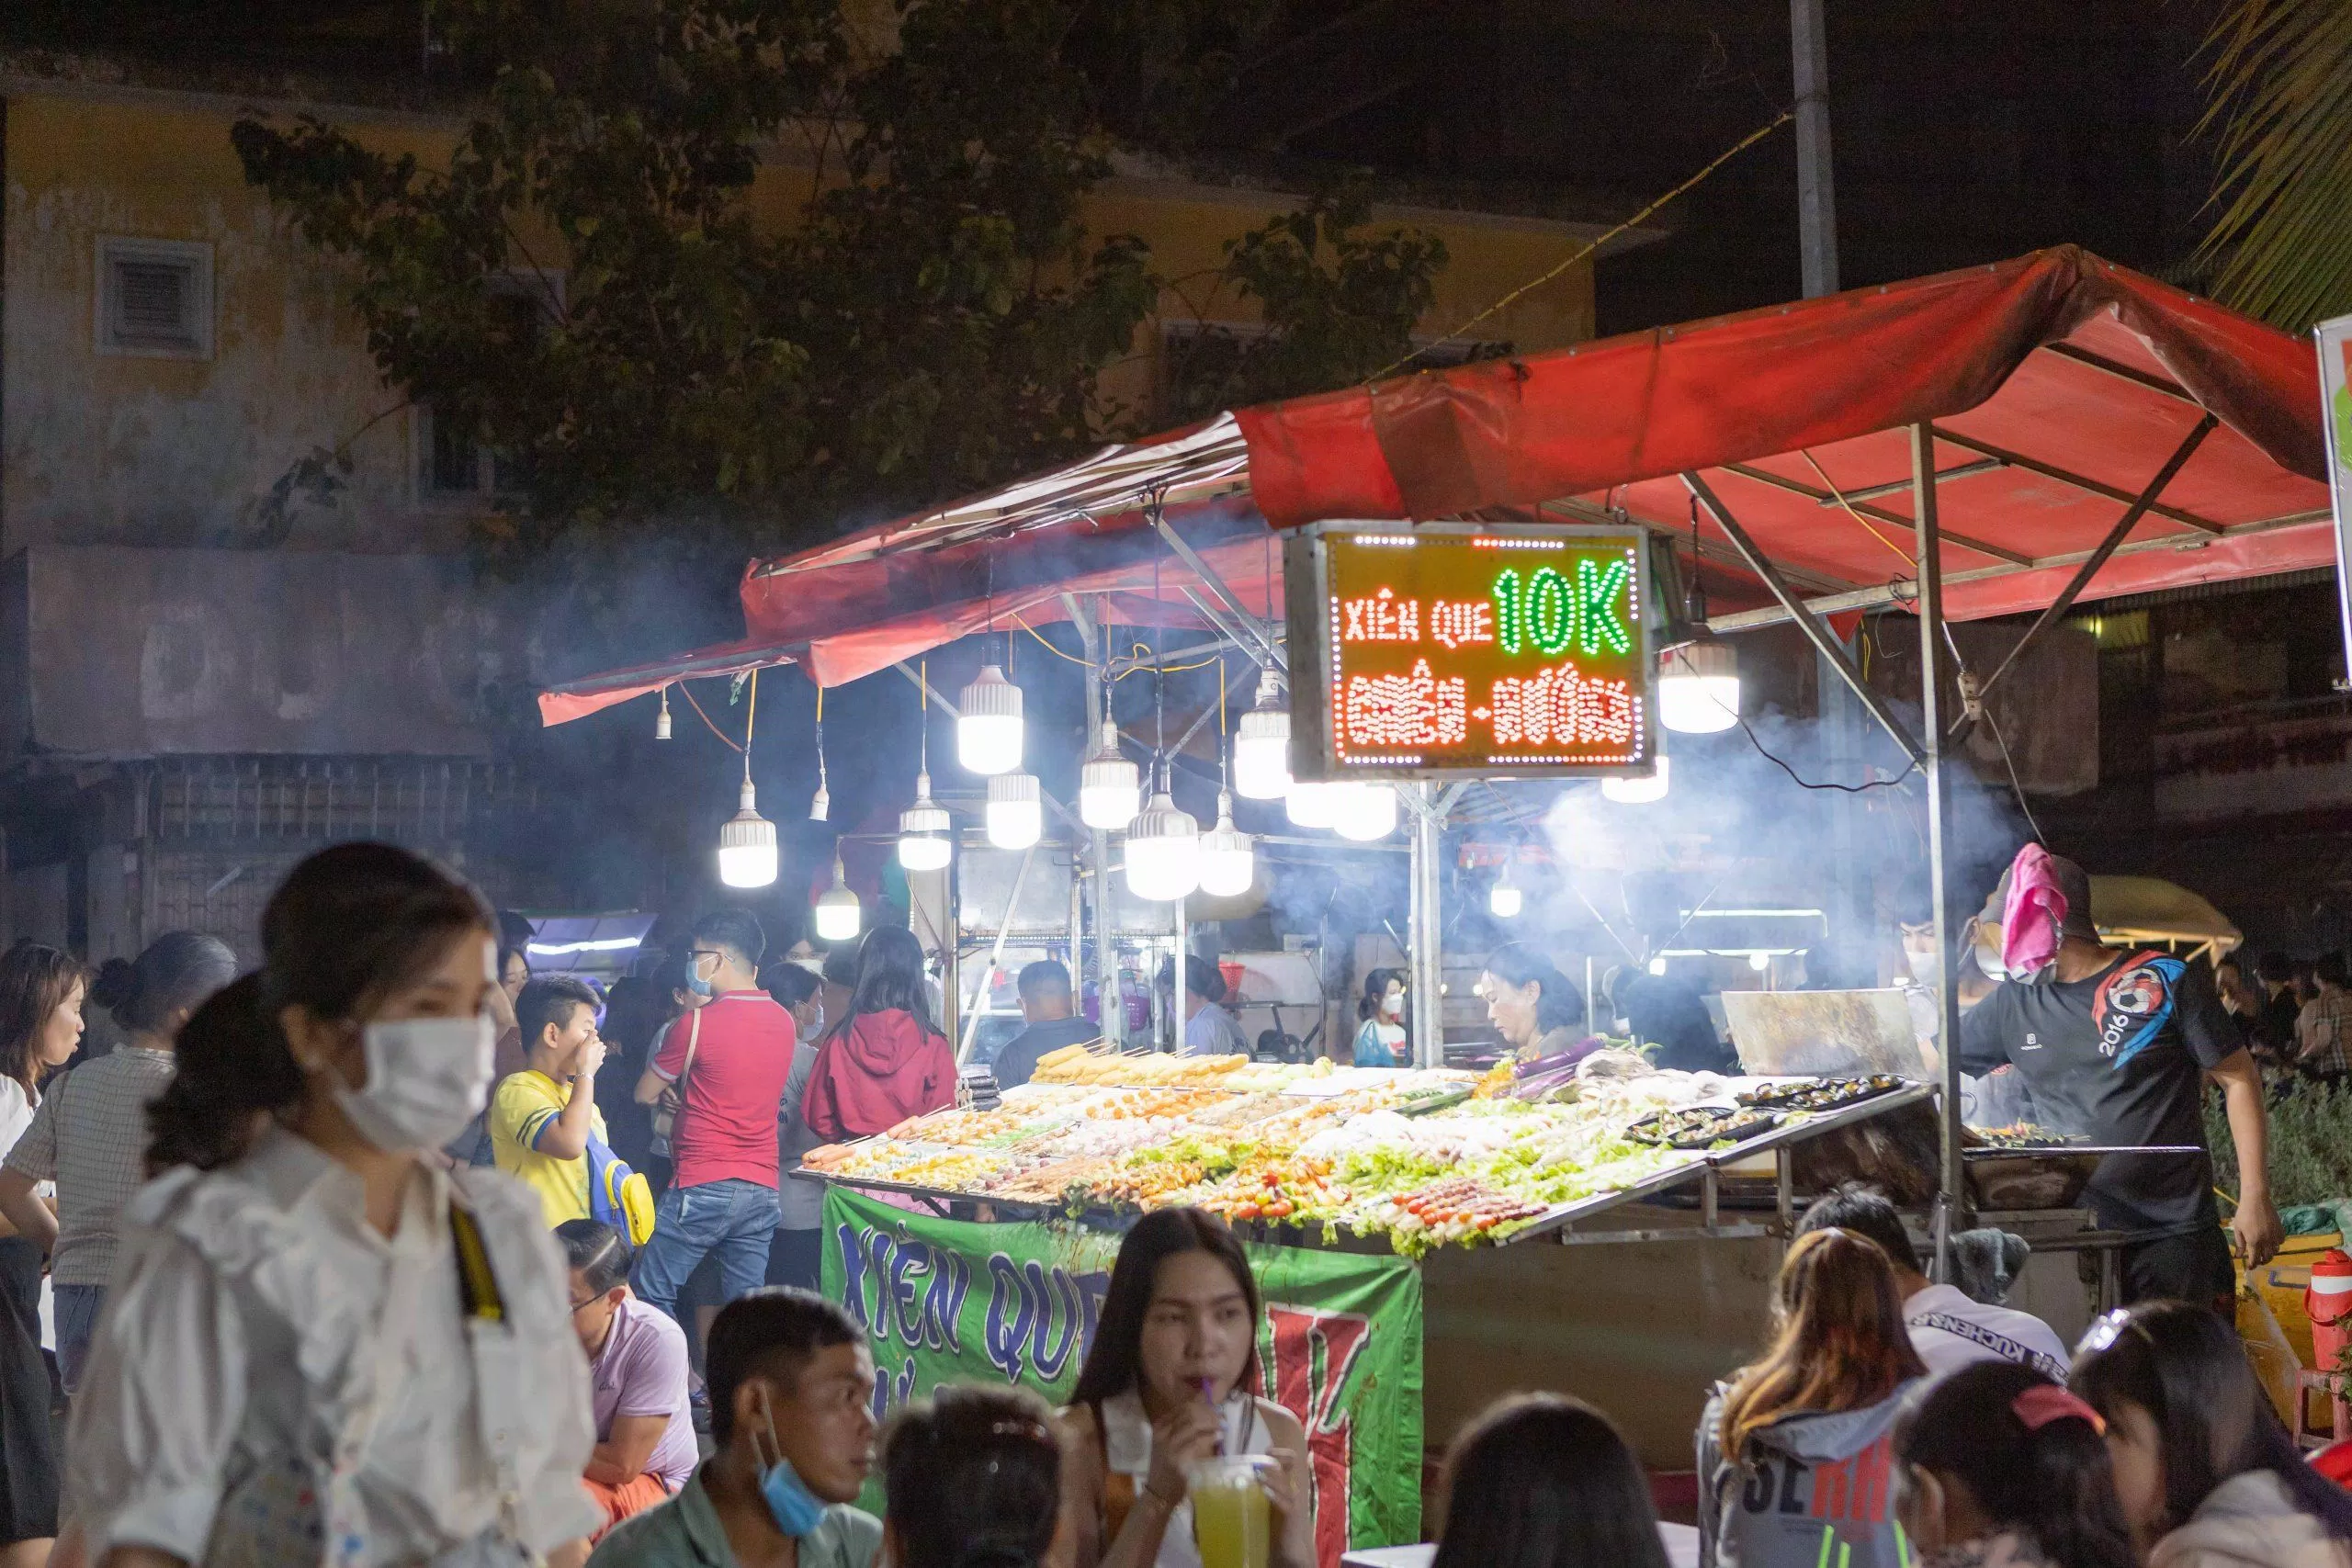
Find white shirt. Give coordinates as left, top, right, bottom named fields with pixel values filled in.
left=1904, top=1281, right=2070, bottom=1382
left=0, top=1076, right=56, bottom=1348
left=1099, top=1391, right=1278, bottom=1568
left=69, top=1123, right=598, bottom=1567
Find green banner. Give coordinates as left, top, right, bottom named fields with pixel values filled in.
left=820, top=1187, right=1423, bottom=1567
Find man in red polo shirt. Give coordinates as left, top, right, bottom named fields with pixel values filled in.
left=631, top=908, right=797, bottom=1326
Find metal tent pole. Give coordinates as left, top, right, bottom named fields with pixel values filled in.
left=1064, top=594, right=1123, bottom=1045
left=1792, top=0, right=1838, bottom=298
left=1911, top=423, right=1968, bottom=1280
left=1408, top=783, right=1446, bottom=1067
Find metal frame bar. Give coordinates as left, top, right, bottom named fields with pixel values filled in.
left=1064, top=595, right=1123, bottom=1045
left=1910, top=423, right=1970, bottom=1280
left=1928, top=425, right=2227, bottom=534
left=1702, top=505, right=2330, bottom=633
left=2038, top=342, right=2200, bottom=405
left=1152, top=514, right=1286, bottom=671
left=1720, top=462, right=2031, bottom=564
left=1973, top=412, right=2218, bottom=704
left=1815, top=458, right=2003, bottom=505
left=1684, top=471, right=1926, bottom=765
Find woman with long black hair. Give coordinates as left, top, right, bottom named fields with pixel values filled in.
left=2072, top=1300, right=2352, bottom=1568
left=1432, top=1393, right=1669, bottom=1568
left=65, top=843, right=596, bottom=1568
left=1047, top=1207, right=1311, bottom=1568
left=1891, top=1361, right=2136, bottom=1568
left=800, top=927, right=954, bottom=1142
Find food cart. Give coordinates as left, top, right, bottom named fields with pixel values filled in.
left=539, top=244, right=2333, bottom=1488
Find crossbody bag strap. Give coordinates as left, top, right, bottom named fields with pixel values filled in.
left=450, top=1197, right=540, bottom=1562
left=673, top=1007, right=703, bottom=1137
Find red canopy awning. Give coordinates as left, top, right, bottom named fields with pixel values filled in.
left=541, top=245, right=2331, bottom=726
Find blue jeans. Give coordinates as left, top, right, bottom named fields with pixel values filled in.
left=54, top=1282, right=106, bottom=1396
left=632, top=1179, right=782, bottom=1327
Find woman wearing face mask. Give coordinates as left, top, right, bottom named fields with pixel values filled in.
left=1049, top=1208, right=1313, bottom=1568
left=66, top=842, right=598, bottom=1568
left=0, top=942, right=86, bottom=1568
left=1352, top=969, right=1409, bottom=1067
left=2071, top=1301, right=2352, bottom=1568
left=1890, top=1361, right=2136, bottom=1568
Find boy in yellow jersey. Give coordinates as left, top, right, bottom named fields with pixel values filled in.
left=492, top=974, right=609, bottom=1224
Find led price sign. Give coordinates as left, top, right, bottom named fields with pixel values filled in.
left=1283, top=521, right=1654, bottom=780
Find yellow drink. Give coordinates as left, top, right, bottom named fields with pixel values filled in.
left=1189, top=1458, right=1273, bottom=1568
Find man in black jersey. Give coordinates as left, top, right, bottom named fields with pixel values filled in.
left=1955, top=852, right=2279, bottom=1313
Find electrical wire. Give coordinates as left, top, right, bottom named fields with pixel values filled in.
left=741, top=669, right=758, bottom=782
left=1801, top=449, right=1917, bottom=568
left=676, top=682, right=744, bottom=752
left=1735, top=707, right=1919, bottom=793
left=1367, top=108, right=1794, bottom=381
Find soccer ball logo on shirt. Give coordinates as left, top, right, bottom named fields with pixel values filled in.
left=2093, top=953, right=2183, bottom=1066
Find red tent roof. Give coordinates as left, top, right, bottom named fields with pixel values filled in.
left=541, top=246, right=2330, bottom=726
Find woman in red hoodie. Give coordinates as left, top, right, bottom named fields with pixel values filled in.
left=802, top=926, right=956, bottom=1140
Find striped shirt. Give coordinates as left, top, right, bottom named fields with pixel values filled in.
left=2298, top=989, right=2352, bottom=1077
left=4, top=1046, right=175, bottom=1285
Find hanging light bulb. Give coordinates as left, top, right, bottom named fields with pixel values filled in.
left=1647, top=954, right=1668, bottom=976
left=1197, top=791, right=1255, bottom=897
left=1658, top=641, right=1740, bottom=734
left=986, top=772, right=1043, bottom=851
left=716, top=671, right=778, bottom=888
left=1285, top=778, right=1337, bottom=829
left=1124, top=776, right=1200, bottom=902
left=1601, top=755, right=1671, bottom=805
left=898, top=772, right=952, bottom=871
left=956, top=663, right=1024, bottom=775
left=808, top=683, right=830, bottom=820
left=1331, top=781, right=1398, bottom=841
left=1488, top=858, right=1522, bottom=919
left=718, top=778, right=780, bottom=888
left=811, top=856, right=861, bottom=942
left=1079, top=720, right=1142, bottom=831
left=898, top=661, right=952, bottom=870
left=1748, top=951, right=1772, bottom=973
left=1233, top=668, right=1292, bottom=801
left=655, top=687, right=673, bottom=741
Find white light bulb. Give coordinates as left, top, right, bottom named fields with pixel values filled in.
left=1647, top=955, right=1668, bottom=976
left=985, top=773, right=1043, bottom=851
left=898, top=773, right=953, bottom=872
left=955, top=663, right=1024, bottom=775
left=1489, top=882, right=1522, bottom=919
left=1658, top=642, right=1739, bottom=735
left=1233, top=669, right=1292, bottom=801
left=812, top=861, right=861, bottom=942
left=1197, top=792, right=1255, bottom=898
left=1749, top=951, right=1772, bottom=972
left=1124, top=791, right=1201, bottom=902
left=1601, top=756, right=1670, bottom=805
left=717, top=779, right=779, bottom=889
left=1331, top=782, right=1398, bottom=841
left=1079, top=721, right=1142, bottom=831
left=1285, top=778, right=1337, bottom=829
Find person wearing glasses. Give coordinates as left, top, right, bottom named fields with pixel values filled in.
left=561, top=1221, right=695, bottom=1545
left=631, top=910, right=799, bottom=1333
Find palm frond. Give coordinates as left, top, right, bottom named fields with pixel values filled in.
left=2194, top=0, right=2352, bottom=333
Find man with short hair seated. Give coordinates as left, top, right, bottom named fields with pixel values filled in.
left=588, top=1287, right=882, bottom=1568
left=560, top=1221, right=697, bottom=1541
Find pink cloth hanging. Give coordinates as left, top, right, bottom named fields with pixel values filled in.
left=2000, top=843, right=2068, bottom=976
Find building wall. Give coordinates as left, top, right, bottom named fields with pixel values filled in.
left=1, top=85, right=473, bottom=558
left=4, top=78, right=1600, bottom=566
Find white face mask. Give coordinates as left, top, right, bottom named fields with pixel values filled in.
left=1380, top=991, right=1404, bottom=1019
left=1904, top=945, right=1942, bottom=987
left=330, top=1015, right=496, bottom=1152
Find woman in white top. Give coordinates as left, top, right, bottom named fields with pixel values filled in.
left=65, top=843, right=598, bottom=1568
left=1050, top=1208, right=1311, bottom=1568
left=0, top=942, right=85, bottom=1567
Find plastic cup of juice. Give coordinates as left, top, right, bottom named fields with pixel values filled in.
left=1187, top=1454, right=1275, bottom=1568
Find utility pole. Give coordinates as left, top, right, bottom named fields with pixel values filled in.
left=1792, top=0, right=1838, bottom=298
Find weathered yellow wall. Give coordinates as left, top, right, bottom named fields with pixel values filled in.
left=2, top=85, right=472, bottom=557
left=3, top=81, right=1598, bottom=558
